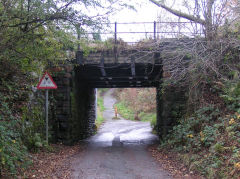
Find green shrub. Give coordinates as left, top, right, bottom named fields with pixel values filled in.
left=97, top=95, right=105, bottom=112
left=213, top=143, right=225, bottom=154
left=139, top=112, right=156, bottom=122
left=114, top=102, right=135, bottom=121
left=201, top=126, right=217, bottom=147
left=95, top=90, right=107, bottom=128
left=21, top=103, right=46, bottom=151
left=95, top=108, right=105, bottom=128
left=221, top=81, right=240, bottom=112
left=159, top=101, right=240, bottom=178
left=0, top=104, right=30, bottom=176
left=150, top=115, right=157, bottom=130
left=0, top=77, right=47, bottom=176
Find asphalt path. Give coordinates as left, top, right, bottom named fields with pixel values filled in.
left=71, top=89, right=173, bottom=179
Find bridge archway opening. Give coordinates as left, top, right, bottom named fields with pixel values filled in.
left=92, top=87, right=158, bottom=146
left=66, top=60, right=163, bottom=145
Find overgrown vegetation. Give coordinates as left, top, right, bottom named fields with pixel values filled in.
left=0, top=70, right=44, bottom=176
left=114, top=88, right=157, bottom=127
left=0, top=103, right=30, bottom=176
left=159, top=81, right=240, bottom=178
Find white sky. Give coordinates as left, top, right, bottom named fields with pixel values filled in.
left=101, top=0, right=199, bottom=42
left=110, top=0, right=160, bottom=22
left=101, top=0, right=161, bottom=42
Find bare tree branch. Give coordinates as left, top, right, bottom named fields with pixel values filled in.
left=149, top=0, right=205, bottom=25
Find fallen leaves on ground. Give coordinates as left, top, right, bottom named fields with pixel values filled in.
left=149, top=145, right=203, bottom=179
left=21, top=143, right=84, bottom=179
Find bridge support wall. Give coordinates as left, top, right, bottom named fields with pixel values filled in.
left=51, top=66, right=96, bottom=144
left=156, top=83, right=187, bottom=139
left=70, top=68, right=96, bottom=143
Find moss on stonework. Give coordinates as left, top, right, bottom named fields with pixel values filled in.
left=157, top=83, right=188, bottom=138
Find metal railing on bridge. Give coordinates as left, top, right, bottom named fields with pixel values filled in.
left=77, top=21, right=204, bottom=45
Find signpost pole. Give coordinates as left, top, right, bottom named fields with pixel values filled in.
left=45, top=89, right=49, bottom=144
left=37, top=71, right=57, bottom=145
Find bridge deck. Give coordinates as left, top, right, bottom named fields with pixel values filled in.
left=75, top=48, right=162, bottom=88
left=73, top=38, right=195, bottom=88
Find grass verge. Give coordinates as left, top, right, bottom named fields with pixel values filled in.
left=114, top=101, right=156, bottom=126
left=114, top=101, right=135, bottom=120
left=95, top=89, right=107, bottom=128
left=97, top=95, right=105, bottom=112
left=96, top=108, right=105, bottom=128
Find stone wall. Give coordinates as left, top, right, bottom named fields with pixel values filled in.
left=50, top=65, right=96, bottom=144
left=50, top=66, right=73, bottom=144
left=156, top=83, right=188, bottom=139
left=70, top=67, right=96, bottom=143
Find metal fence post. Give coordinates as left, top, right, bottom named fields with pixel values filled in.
left=154, top=21, right=156, bottom=40
left=45, top=89, right=49, bottom=144
left=114, top=22, right=117, bottom=44
left=114, top=22, right=117, bottom=63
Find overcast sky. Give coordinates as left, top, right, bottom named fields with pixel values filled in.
left=101, top=0, right=161, bottom=42
left=84, top=0, right=199, bottom=42
left=110, top=0, right=160, bottom=22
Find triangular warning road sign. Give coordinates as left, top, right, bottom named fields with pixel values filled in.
left=37, top=72, right=57, bottom=89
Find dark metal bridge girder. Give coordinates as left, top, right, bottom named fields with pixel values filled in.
left=75, top=62, right=162, bottom=88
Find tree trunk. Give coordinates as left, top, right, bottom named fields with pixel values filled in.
left=204, top=0, right=215, bottom=41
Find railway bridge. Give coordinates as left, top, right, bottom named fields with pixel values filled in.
left=50, top=22, right=199, bottom=144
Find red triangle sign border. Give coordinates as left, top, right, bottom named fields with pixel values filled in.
left=37, top=71, right=58, bottom=89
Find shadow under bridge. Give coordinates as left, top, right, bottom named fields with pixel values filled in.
left=74, top=49, right=163, bottom=88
